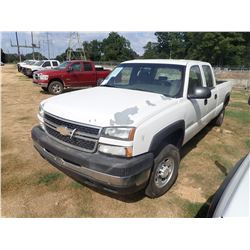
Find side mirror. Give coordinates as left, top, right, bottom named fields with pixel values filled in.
left=67, top=67, right=73, bottom=72
left=188, top=86, right=211, bottom=99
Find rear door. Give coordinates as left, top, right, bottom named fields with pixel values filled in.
left=52, top=60, right=59, bottom=68
left=42, top=61, right=52, bottom=69
left=202, top=65, right=218, bottom=122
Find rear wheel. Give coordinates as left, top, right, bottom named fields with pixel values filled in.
left=145, top=144, right=180, bottom=198
left=48, top=81, right=63, bottom=95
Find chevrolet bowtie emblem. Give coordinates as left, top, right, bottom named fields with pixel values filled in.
left=56, top=126, right=77, bottom=139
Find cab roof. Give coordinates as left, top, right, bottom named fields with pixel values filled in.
left=122, top=59, right=210, bottom=66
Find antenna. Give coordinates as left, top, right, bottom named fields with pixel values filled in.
left=67, top=32, right=86, bottom=61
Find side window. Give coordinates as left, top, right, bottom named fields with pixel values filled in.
left=42, top=61, right=51, bottom=67
left=52, top=61, right=58, bottom=66
left=202, top=65, right=214, bottom=88
left=188, top=65, right=203, bottom=94
left=83, top=62, right=93, bottom=71
left=115, top=67, right=132, bottom=84
left=71, top=62, right=82, bottom=72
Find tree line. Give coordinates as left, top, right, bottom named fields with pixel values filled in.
left=143, top=32, right=250, bottom=67
left=1, top=32, right=250, bottom=67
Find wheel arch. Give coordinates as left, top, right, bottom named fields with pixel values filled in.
left=224, top=92, right=231, bottom=107
left=48, top=78, right=64, bottom=86
left=149, top=120, right=185, bottom=156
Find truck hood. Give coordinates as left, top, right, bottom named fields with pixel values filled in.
left=43, top=87, right=178, bottom=127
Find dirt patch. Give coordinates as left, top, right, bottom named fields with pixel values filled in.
left=1, top=64, right=249, bottom=218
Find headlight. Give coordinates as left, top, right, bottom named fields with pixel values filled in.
left=98, top=144, right=133, bottom=157
left=102, top=127, right=136, bottom=140
left=38, top=103, right=45, bottom=130
left=39, top=74, right=49, bottom=80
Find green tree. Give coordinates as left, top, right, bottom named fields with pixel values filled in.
left=83, top=40, right=102, bottom=61
left=143, top=32, right=187, bottom=59
left=143, top=42, right=159, bottom=58
left=1, top=49, right=6, bottom=63
left=101, top=32, right=138, bottom=61
left=186, top=32, right=246, bottom=66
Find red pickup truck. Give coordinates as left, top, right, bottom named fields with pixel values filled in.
left=33, top=60, right=111, bottom=95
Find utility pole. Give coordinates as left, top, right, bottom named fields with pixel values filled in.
left=11, top=32, right=40, bottom=61
left=46, top=32, right=50, bottom=59
left=15, top=32, right=21, bottom=62
left=31, top=32, right=35, bottom=60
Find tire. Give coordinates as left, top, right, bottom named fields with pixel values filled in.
left=145, top=144, right=180, bottom=198
left=212, top=108, right=225, bottom=127
left=41, top=87, right=48, bottom=92
left=48, top=81, right=63, bottom=95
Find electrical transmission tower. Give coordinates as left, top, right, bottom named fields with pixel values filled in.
left=67, top=32, right=86, bottom=61
left=10, top=32, right=40, bottom=62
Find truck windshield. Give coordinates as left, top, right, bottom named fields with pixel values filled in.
left=101, top=63, right=186, bottom=97
left=34, top=61, right=44, bottom=66
left=54, top=61, right=70, bottom=70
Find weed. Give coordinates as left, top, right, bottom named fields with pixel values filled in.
left=38, top=172, right=63, bottom=185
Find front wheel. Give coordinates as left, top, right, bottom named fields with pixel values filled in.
left=48, top=81, right=63, bottom=95
left=41, top=87, right=48, bottom=92
left=145, top=144, right=180, bottom=198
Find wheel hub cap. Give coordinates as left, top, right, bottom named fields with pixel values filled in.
left=154, top=157, right=175, bottom=188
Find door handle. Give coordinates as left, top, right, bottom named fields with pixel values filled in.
left=215, top=94, right=217, bottom=99
left=204, top=99, right=208, bottom=105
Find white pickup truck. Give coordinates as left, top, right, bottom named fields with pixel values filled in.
left=32, top=59, right=232, bottom=198
left=23, top=60, right=60, bottom=77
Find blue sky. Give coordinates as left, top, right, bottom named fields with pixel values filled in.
left=0, top=32, right=157, bottom=58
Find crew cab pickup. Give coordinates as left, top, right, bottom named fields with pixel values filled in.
left=23, top=60, right=60, bottom=77
left=33, top=60, right=111, bottom=95
left=31, top=59, right=232, bottom=198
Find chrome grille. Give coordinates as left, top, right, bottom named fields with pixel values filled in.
left=43, top=112, right=101, bottom=152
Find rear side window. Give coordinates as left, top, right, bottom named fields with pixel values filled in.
left=52, top=61, right=58, bottom=66
left=202, top=65, right=214, bottom=88
left=84, top=62, right=93, bottom=71
left=188, top=65, right=203, bottom=94
left=71, top=62, right=82, bottom=71
left=42, top=61, right=51, bottom=67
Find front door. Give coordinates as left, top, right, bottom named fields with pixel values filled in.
left=65, top=62, right=83, bottom=86
left=184, top=65, right=208, bottom=143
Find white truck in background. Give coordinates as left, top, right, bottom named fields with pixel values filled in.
left=23, top=59, right=60, bottom=77
left=32, top=59, right=232, bottom=198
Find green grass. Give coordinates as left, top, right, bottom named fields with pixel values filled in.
left=228, top=101, right=250, bottom=111
left=38, top=172, right=63, bottom=185
left=225, top=109, right=250, bottom=124
left=230, top=90, right=249, bottom=99
left=70, top=181, right=84, bottom=189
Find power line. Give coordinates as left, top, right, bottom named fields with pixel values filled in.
left=10, top=32, right=40, bottom=61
